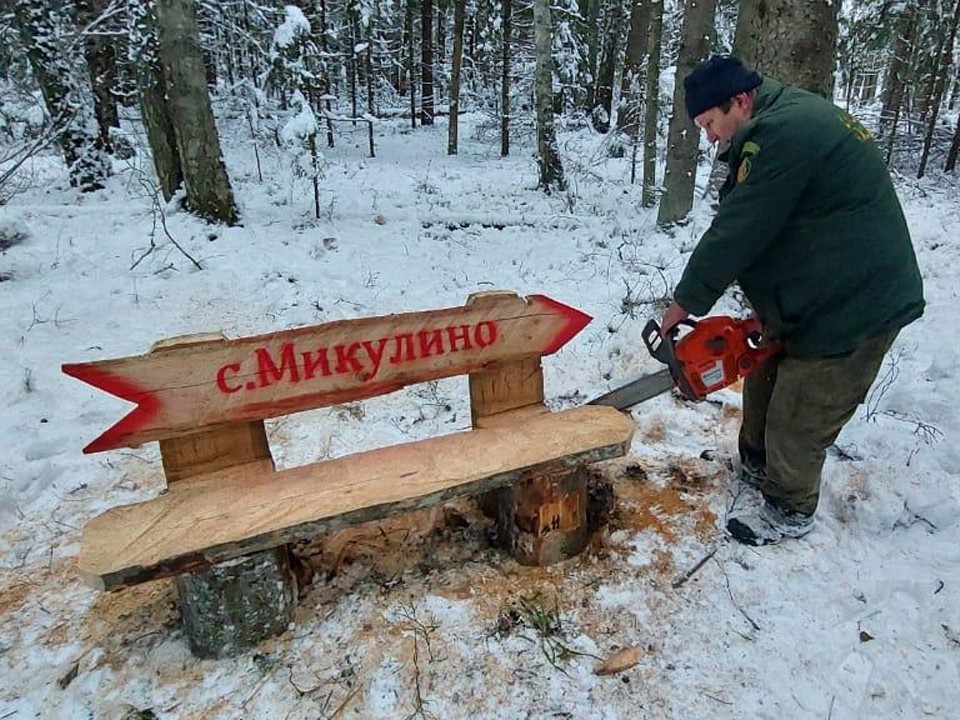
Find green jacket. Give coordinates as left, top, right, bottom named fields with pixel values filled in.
left=674, top=79, right=924, bottom=357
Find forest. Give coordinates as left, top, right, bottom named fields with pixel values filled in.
left=1, top=1, right=959, bottom=718
left=3, top=0, right=959, bottom=222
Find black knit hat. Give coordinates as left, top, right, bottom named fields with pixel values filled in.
left=684, top=55, right=762, bottom=121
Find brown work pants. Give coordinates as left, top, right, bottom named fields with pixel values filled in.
left=738, top=330, right=898, bottom=515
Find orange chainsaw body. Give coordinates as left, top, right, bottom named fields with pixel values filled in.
left=673, top=315, right=780, bottom=399
left=641, top=315, right=782, bottom=402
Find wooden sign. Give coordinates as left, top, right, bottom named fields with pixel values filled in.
left=63, top=293, right=591, bottom=453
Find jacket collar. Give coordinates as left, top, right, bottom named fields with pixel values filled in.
left=724, top=78, right=786, bottom=161
left=751, top=78, right=785, bottom=117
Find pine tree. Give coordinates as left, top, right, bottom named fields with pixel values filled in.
left=269, top=6, right=325, bottom=217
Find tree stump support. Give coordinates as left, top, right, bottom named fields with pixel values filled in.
left=467, top=292, right=589, bottom=564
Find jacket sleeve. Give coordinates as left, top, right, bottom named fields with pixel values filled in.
left=673, top=121, right=823, bottom=316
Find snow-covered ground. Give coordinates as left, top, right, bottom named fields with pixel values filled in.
left=1, top=112, right=958, bottom=719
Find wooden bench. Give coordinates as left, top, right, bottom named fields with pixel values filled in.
left=64, top=291, right=635, bottom=657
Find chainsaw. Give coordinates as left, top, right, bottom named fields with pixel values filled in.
left=588, top=315, right=781, bottom=410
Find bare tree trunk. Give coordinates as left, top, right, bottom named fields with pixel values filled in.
left=406, top=0, right=417, bottom=128
left=221, top=9, right=236, bottom=89
left=919, top=0, right=960, bottom=178
left=366, top=23, right=375, bottom=117
left=467, top=14, right=476, bottom=61
left=11, top=0, right=109, bottom=191
left=349, top=8, right=359, bottom=124
left=501, top=0, right=512, bottom=156
left=584, top=0, right=601, bottom=111
left=752, top=0, right=838, bottom=98
left=75, top=0, right=119, bottom=153
left=436, top=0, right=447, bottom=63
left=421, top=0, right=435, bottom=125
left=448, top=0, right=466, bottom=154
left=155, top=0, right=237, bottom=224
left=860, top=72, right=878, bottom=103
left=129, top=0, right=183, bottom=200
left=880, top=6, right=917, bottom=162
left=238, top=0, right=253, bottom=84
left=732, top=0, right=759, bottom=65
left=365, top=6, right=376, bottom=155
left=946, top=117, right=960, bottom=172
left=141, top=77, right=185, bottom=200
left=617, top=0, right=651, bottom=134
left=366, top=38, right=376, bottom=157
left=915, top=45, right=940, bottom=124
left=317, top=0, right=336, bottom=147
left=641, top=0, right=663, bottom=207
left=949, top=72, right=960, bottom=110
left=533, top=0, right=565, bottom=191
left=178, top=547, right=297, bottom=658
left=879, top=9, right=912, bottom=137
left=657, top=0, right=717, bottom=226
left=594, top=0, right=624, bottom=131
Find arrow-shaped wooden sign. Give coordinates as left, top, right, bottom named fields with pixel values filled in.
left=63, top=293, right=591, bottom=453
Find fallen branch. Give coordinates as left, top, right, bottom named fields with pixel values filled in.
left=418, top=213, right=583, bottom=231
left=700, top=690, right=733, bottom=706
left=398, top=604, right=439, bottom=720
left=893, top=501, right=938, bottom=533
left=880, top=410, right=943, bottom=445
left=131, top=177, right=202, bottom=272
left=325, top=683, right=361, bottom=720
left=406, top=628, right=434, bottom=720
left=714, top=557, right=761, bottom=633
left=672, top=545, right=719, bottom=589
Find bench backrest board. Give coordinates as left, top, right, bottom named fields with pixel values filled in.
left=63, top=293, right=590, bottom=453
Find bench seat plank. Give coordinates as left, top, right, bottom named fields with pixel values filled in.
left=80, top=405, right=635, bottom=590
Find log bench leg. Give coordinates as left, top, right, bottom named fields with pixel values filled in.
left=496, top=466, right=589, bottom=565
left=159, top=421, right=299, bottom=657
left=178, top=547, right=297, bottom=659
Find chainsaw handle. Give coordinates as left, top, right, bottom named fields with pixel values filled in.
left=641, top=318, right=702, bottom=401
left=642, top=318, right=695, bottom=357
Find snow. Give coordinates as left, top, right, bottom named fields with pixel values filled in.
left=1, top=111, right=959, bottom=719
left=280, top=91, right=319, bottom=145
left=272, top=5, right=311, bottom=51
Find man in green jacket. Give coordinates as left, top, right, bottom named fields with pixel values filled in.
left=661, top=55, right=924, bottom=546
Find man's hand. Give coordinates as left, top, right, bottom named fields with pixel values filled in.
left=661, top=301, right=690, bottom=333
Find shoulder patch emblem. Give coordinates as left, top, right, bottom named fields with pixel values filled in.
left=838, top=110, right=871, bottom=142
left=742, top=141, right=761, bottom=157
left=737, top=157, right=752, bottom=184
